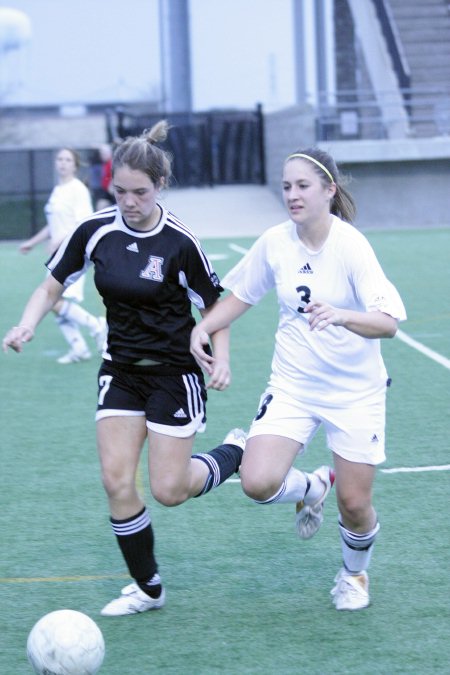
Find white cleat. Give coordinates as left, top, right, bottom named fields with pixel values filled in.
left=222, top=428, right=247, bottom=452
left=57, top=349, right=92, bottom=364
left=100, top=582, right=166, bottom=617
left=93, top=316, right=107, bottom=353
left=331, top=568, right=370, bottom=611
left=295, top=465, right=335, bottom=539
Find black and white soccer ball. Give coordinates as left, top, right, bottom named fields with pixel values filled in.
left=26, top=609, right=105, bottom=675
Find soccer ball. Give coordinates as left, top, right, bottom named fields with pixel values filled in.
left=26, top=609, right=105, bottom=674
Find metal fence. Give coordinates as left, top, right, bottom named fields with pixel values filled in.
left=0, top=106, right=265, bottom=240
left=0, top=148, right=93, bottom=240
left=110, top=104, right=266, bottom=187
left=315, top=87, right=450, bottom=141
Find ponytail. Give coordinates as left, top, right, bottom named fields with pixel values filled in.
left=112, top=119, right=172, bottom=186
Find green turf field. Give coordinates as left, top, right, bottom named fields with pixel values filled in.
left=1, top=229, right=449, bottom=674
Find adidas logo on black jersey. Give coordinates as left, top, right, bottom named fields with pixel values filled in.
left=298, top=262, right=313, bottom=274
left=173, top=408, right=187, bottom=419
left=126, top=242, right=139, bottom=253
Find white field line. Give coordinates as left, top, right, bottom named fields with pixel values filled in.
left=208, top=253, right=229, bottom=260
left=229, top=243, right=250, bottom=255
left=380, top=464, right=450, bottom=474
left=226, top=464, right=450, bottom=483
left=396, top=329, right=450, bottom=370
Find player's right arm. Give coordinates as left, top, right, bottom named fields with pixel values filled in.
left=19, top=225, right=50, bottom=254
left=2, top=275, right=64, bottom=353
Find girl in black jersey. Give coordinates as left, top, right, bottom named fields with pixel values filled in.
left=2, top=121, right=245, bottom=616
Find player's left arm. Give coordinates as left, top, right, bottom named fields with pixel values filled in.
left=196, top=302, right=231, bottom=391
left=309, top=237, right=406, bottom=338
left=305, top=302, right=398, bottom=338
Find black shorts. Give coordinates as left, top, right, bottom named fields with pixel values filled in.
left=96, top=361, right=207, bottom=438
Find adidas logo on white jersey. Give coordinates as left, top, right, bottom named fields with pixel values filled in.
left=298, top=262, right=313, bottom=274
left=126, top=242, right=139, bottom=253
left=173, top=408, right=188, bottom=419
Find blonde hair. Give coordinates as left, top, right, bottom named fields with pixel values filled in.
left=112, top=120, right=172, bottom=186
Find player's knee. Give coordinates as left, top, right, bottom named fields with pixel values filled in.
left=240, top=472, right=278, bottom=502
left=101, top=471, right=134, bottom=503
left=338, top=492, right=372, bottom=525
left=150, top=480, right=189, bottom=507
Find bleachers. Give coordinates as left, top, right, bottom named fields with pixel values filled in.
left=383, top=0, right=450, bottom=136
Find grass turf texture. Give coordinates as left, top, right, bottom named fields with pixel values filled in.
left=0, top=229, right=449, bottom=674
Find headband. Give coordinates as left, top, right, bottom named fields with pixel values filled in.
left=286, top=153, right=335, bottom=183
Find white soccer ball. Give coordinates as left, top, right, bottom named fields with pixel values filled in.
left=26, top=609, right=105, bottom=675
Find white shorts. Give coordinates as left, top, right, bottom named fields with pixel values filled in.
left=247, top=386, right=386, bottom=465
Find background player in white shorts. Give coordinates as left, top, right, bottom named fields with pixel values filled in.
left=191, top=146, right=407, bottom=611
left=3, top=121, right=245, bottom=617
left=19, top=147, right=106, bottom=363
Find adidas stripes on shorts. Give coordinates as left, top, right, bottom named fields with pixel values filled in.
left=95, top=361, right=207, bottom=438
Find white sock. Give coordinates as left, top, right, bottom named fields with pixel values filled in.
left=339, top=519, right=380, bottom=574
left=55, top=316, right=89, bottom=354
left=254, top=467, right=323, bottom=505
left=59, top=300, right=100, bottom=335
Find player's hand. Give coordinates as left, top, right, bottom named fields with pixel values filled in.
left=207, top=357, right=231, bottom=391
left=2, top=325, right=34, bottom=353
left=18, top=241, right=33, bottom=254
left=190, top=327, right=214, bottom=374
left=304, top=300, right=345, bottom=331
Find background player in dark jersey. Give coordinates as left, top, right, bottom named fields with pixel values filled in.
left=3, top=120, right=245, bottom=617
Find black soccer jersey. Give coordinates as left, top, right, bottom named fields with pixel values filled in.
left=47, top=205, right=222, bottom=370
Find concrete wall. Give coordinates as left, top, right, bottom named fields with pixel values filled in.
left=264, top=108, right=450, bottom=229
left=0, top=114, right=108, bottom=148
left=263, top=104, right=316, bottom=197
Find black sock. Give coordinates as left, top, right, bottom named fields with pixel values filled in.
left=110, top=506, right=162, bottom=598
left=193, top=442, right=243, bottom=496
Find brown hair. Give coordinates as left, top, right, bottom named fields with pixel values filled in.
left=112, top=120, right=172, bottom=186
left=57, top=147, right=82, bottom=171
left=285, top=147, right=356, bottom=223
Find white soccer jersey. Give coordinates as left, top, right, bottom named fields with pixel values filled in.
left=45, top=178, right=93, bottom=249
left=222, top=216, right=407, bottom=407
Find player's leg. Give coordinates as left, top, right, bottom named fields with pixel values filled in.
left=334, top=454, right=377, bottom=534
left=59, top=301, right=106, bottom=351
left=54, top=279, right=107, bottom=354
left=326, top=396, right=385, bottom=611
left=238, top=389, right=334, bottom=538
left=53, top=314, right=91, bottom=363
left=330, top=456, right=379, bottom=611
left=146, top=374, right=244, bottom=505
left=97, top=415, right=146, bottom=519
left=98, top=416, right=164, bottom=616
left=240, top=434, right=303, bottom=501
left=148, top=428, right=244, bottom=505
left=191, top=427, right=245, bottom=497
left=96, top=365, right=164, bottom=616
left=240, top=434, right=333, bottom=539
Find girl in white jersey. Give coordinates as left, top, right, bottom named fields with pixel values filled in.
left=3, top=121, right=245, bottom=617
left=19, top=147, right=106, bottom=363
left=191, top=147, right=407, bottom=611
